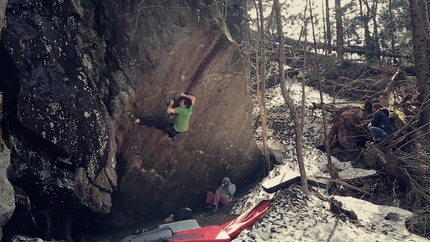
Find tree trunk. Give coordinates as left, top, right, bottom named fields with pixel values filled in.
left=409, top=0, right=430, bottom=137
left=239, top=0, right=250, bottom=71
left=365, top=143, right=410, bottom=185
left=335, top=0, right=344, bottom=59
left=325, top=0, right=332, bottom=54
left=360, top=0, right=371, bottom=59
left=314, top=0, right=339, bottom=180
left=274, top=0, right=308, bottom=193
left=371, top=0, right=381, bottom=59
left=388, top=0, right=395, bottom=51
left=254, top=0, right=270, bottom=171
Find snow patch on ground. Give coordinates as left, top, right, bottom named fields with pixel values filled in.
left=231, top=81, right=429, bottom=241
left=234, top=188, right=425, bottom=241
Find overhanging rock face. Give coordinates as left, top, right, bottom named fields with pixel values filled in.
left=0, top=0, right=261, bottom=238
left=108, top=0, right=262, bottom=219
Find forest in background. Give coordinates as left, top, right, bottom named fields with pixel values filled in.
left=220, top=0, right=430, bottom=237
left=251, top=0, right=412, bottom=63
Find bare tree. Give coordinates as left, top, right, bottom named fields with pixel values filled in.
left=310, top=0, right=340, bottom=180
left=324, top=0, right=332, bottom=54
left=370, top=0, right=380, bottom=58
left=335, top=0, right=344, bottom=59
left=274, top=0, right=309, bottom=194
left=387, top=0, right=395, bottom=51
left=409, top=0, right=430, bottom=136
left=359, top=0, right=371, bottom=59
left=239, top=0, right=251, bottom=71
left=361, top=0, right=380, bottom=59
left=253, top=0, right=270, bottom=172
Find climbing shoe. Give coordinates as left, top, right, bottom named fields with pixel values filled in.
left=131, top=114, right=139, bottom=124
left=210, top=206, right=218, bottom=213
left=164, top=214, right=175, bottom=223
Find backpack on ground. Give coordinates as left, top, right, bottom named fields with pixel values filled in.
left=174, top=207, right=193, bottom=221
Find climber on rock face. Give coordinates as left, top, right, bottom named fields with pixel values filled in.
left=131, top=92, right=196, bottom=140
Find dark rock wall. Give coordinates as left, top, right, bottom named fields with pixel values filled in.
left=0, top=0, right=261, bottom=239
left=0, top=0, right=118, bottom=240
left=2, top=0, right=117, bottom=209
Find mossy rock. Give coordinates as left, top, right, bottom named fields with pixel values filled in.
left=362, top=150, right=379, bottom=169
left=391, top=109, right=407, bottom=130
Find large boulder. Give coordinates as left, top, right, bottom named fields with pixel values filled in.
left=106, top=0, right=261, bottom=218
left=0, top=0, right=119, bottom=239
left=0, top=0, right=261, bottom=239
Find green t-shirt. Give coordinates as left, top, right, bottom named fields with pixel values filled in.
left=173, top=105, right=193, bottom=132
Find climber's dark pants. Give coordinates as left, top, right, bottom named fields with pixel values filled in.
left=138, top=119, right=178, bottom=139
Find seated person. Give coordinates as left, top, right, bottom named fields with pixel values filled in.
left=205, top=177, right=236, bottom=213
left=368, top=102, right=393, bottom=145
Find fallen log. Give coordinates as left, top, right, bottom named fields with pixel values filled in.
left=315, top=176, right=372, bottom=196
left=337, top=76, right=354, bottom=82
left=365, top=142, right=410, bottom=185
left=323, top=79, right=378, bottom=95
left=379, top=68, right=402, bottom=105
left=311, top=102, right=337, bottom=112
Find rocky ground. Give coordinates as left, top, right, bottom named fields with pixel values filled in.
left=86, top=190, right=247, bottom=242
